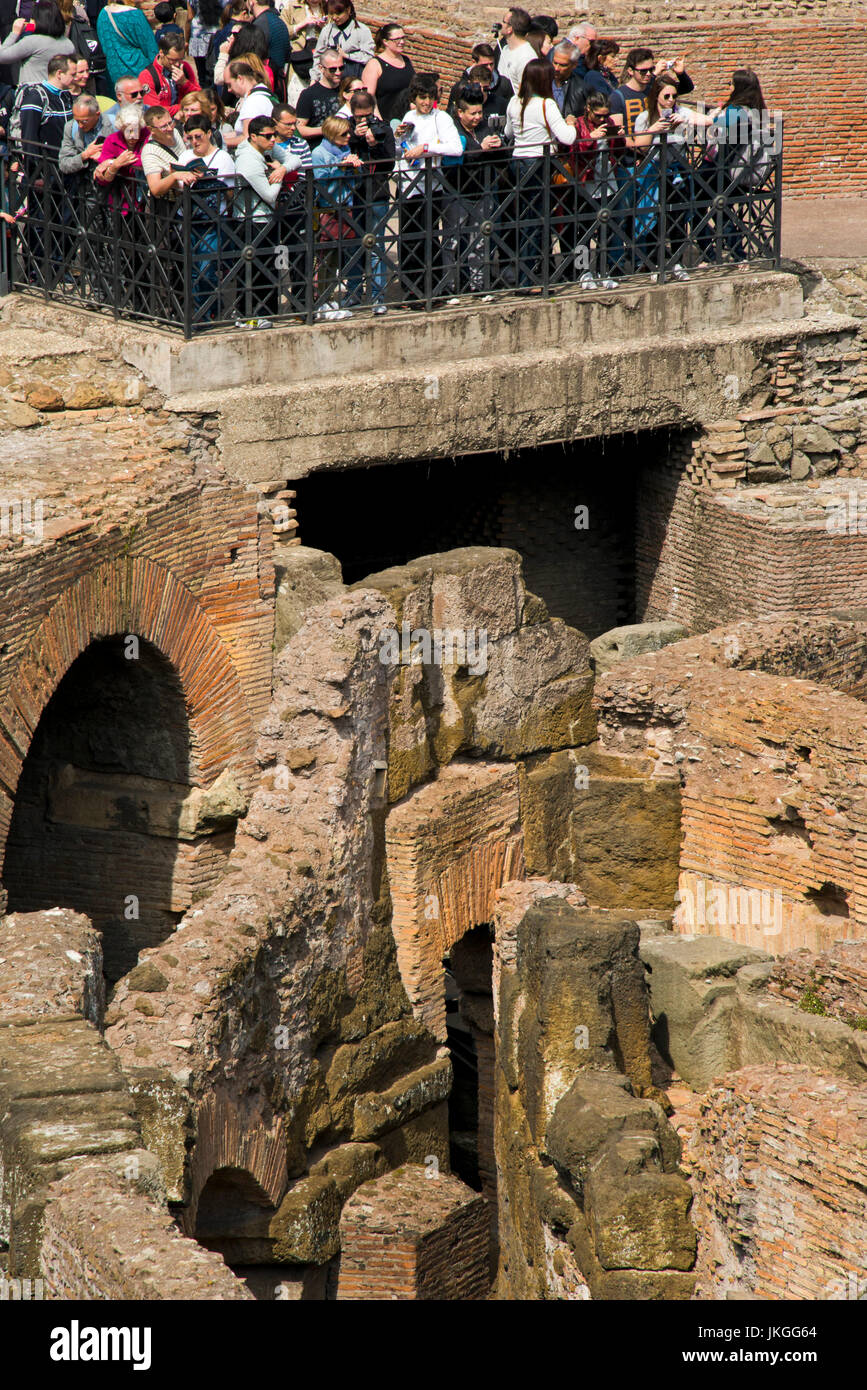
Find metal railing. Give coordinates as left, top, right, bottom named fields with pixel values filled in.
left=0, top=131, right=782, bottom=337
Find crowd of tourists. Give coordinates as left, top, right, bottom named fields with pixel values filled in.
left=0, top=1, right=778, bottom=323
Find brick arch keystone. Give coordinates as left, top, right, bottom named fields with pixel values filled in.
left=0, top=554, right=257, bottom=862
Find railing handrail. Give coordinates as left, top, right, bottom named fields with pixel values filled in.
left=0, top=129, right=783, bottom=337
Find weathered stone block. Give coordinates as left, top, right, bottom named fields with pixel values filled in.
left=588, top=621, right=688, bottom=674
left=351, top=1056, right=452, bottom=1141
left=269, top=1175, right=342, bottom=1264
left=586, top=1167, right=696, bottom=1272
left=274, top=545, right=345, bottom=651
left=518, top=749, right=681, bottom=915
left=545, top=1071, right=679, bottom=1194
left=639, top=932, right=770, bottom=1092
left=309, top=1142, right=387, bottom=1200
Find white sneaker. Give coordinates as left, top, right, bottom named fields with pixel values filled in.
left=446, top=296, right=460, bottom=306
left=373, top=304, right=388, bottom=315
left=600, top=277, right=619, bottom=290
left=255, top=318, right=272, bottom=329
left=326, top=308, right=352, bottom=320
left=481, top=294, right=493, bottom=302
left=672, top=263, right=690, bottom=281
left=579, top=271, right=599, bottom=289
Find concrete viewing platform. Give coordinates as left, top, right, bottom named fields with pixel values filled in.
left=5, top=269, right=853, bottom=485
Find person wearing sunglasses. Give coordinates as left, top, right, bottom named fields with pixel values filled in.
left=295, top=46, right=343, bottom=144
left=360, top=23, right=412, bottom=124
left=610, top=47, right=694, bottom=138
left=633, top=71, right=714, bottom=279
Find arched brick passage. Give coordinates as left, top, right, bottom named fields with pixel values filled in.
left=0, top=555, right=257, bottom=855
left=184, top=1090, right=288, bottom=1234
left=385, top=762, right=525, bottom=1041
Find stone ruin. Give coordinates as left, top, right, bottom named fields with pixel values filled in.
left=0, top=264, right=866, bottom=1303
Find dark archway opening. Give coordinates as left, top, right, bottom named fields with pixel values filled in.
left=3, top=636, right=193, bottom=981
left=293, top=435, right=692, bottom=638
left=443, top=924, right=497, bottom=1273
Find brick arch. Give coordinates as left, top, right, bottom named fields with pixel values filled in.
left=385, top=762, right=525, bottom=1041
left=0, top=555, right=256, bottom=854
left=183, top=1090, right=288, bottom=1234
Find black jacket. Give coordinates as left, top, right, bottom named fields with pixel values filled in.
left=448, top=68, right=511, bottom=123
left=348, top=113, right=395, bottom=203
left=554, top=71, right=588, bottom=121
left=441, top=120, right=509, bottom=197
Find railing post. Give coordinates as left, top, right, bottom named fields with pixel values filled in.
left=541, top=148, right=550, bottom=297
left=772, top=114, right=784, bottom=269
left=657, top=134, right=667, bottom=283
left=182, top=184, right=192, bottom=339
left=305, top=170, right=314, bottom=324
left=0, top=153, right=9, bottom=296
left=424, top=157, right=433, bottom=313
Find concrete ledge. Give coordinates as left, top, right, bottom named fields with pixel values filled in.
left=170, top=309, right=855, bottom=484
left=5, top=271, right=806, bottom=397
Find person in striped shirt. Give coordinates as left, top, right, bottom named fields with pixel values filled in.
left=272, top=101, right=312, bottom=167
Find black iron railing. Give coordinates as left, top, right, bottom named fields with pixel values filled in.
left=0, top=130, right=782, bottom=337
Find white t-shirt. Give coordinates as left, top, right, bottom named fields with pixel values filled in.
left=234, top=88, right=275, bottom=134
left=634, top=106, right=696, bottom=147
left=504, top=95, right=576, bottom=157
left=181, top=144, right=236, bottom=184
left=498, top=39, right=535, bottom=95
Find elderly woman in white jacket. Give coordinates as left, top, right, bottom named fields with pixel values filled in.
left=310, top=0, right=374, bottom=81
left=504, top=57, right=576, bottom=288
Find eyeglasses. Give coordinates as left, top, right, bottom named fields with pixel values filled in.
left=635, top=66, right=654, bottom=76
left=125, top=88, right=145, bottom=97
left=390, top=35, right=406, bottom=42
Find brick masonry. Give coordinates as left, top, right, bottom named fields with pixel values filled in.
left=688, top=1063, right=867, bottom=1300
left=337, top=1164, right=490, bottom=1299
left=596, top=615, right=867, bottom=952
left=385, top=760, right=525, bottom=1041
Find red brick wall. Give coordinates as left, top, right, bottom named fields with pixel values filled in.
left=338, top=1166, right=490, bottom=1299
left=689, top=1065, right=867, bottom=1300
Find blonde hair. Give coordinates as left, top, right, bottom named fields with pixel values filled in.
left=321, top=114, right=350, bottom=142
left=180, top=89, right=216, bottom=122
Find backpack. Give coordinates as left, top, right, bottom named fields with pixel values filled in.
left=9, top=80, right=48, bottom=144
left=69, top=11, right=107, bottom=76
left=728, top=111, right=775, bottom=189
left=251, top=81, right=280, bottom=108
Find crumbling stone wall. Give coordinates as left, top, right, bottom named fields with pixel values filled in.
left=596, top=615, right=867, bottom=952
left=0, top=907, right=249, bottom=1297
left=492, top=882, right=696, bottom=1300
left=637, top=328, right=867, bottom=630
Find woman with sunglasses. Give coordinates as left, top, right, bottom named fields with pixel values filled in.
left=335, top=71, right=365, bottom=114
left=633, top=72, right=713, bottom=278
left=361, top=22, right=412, bottom=123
